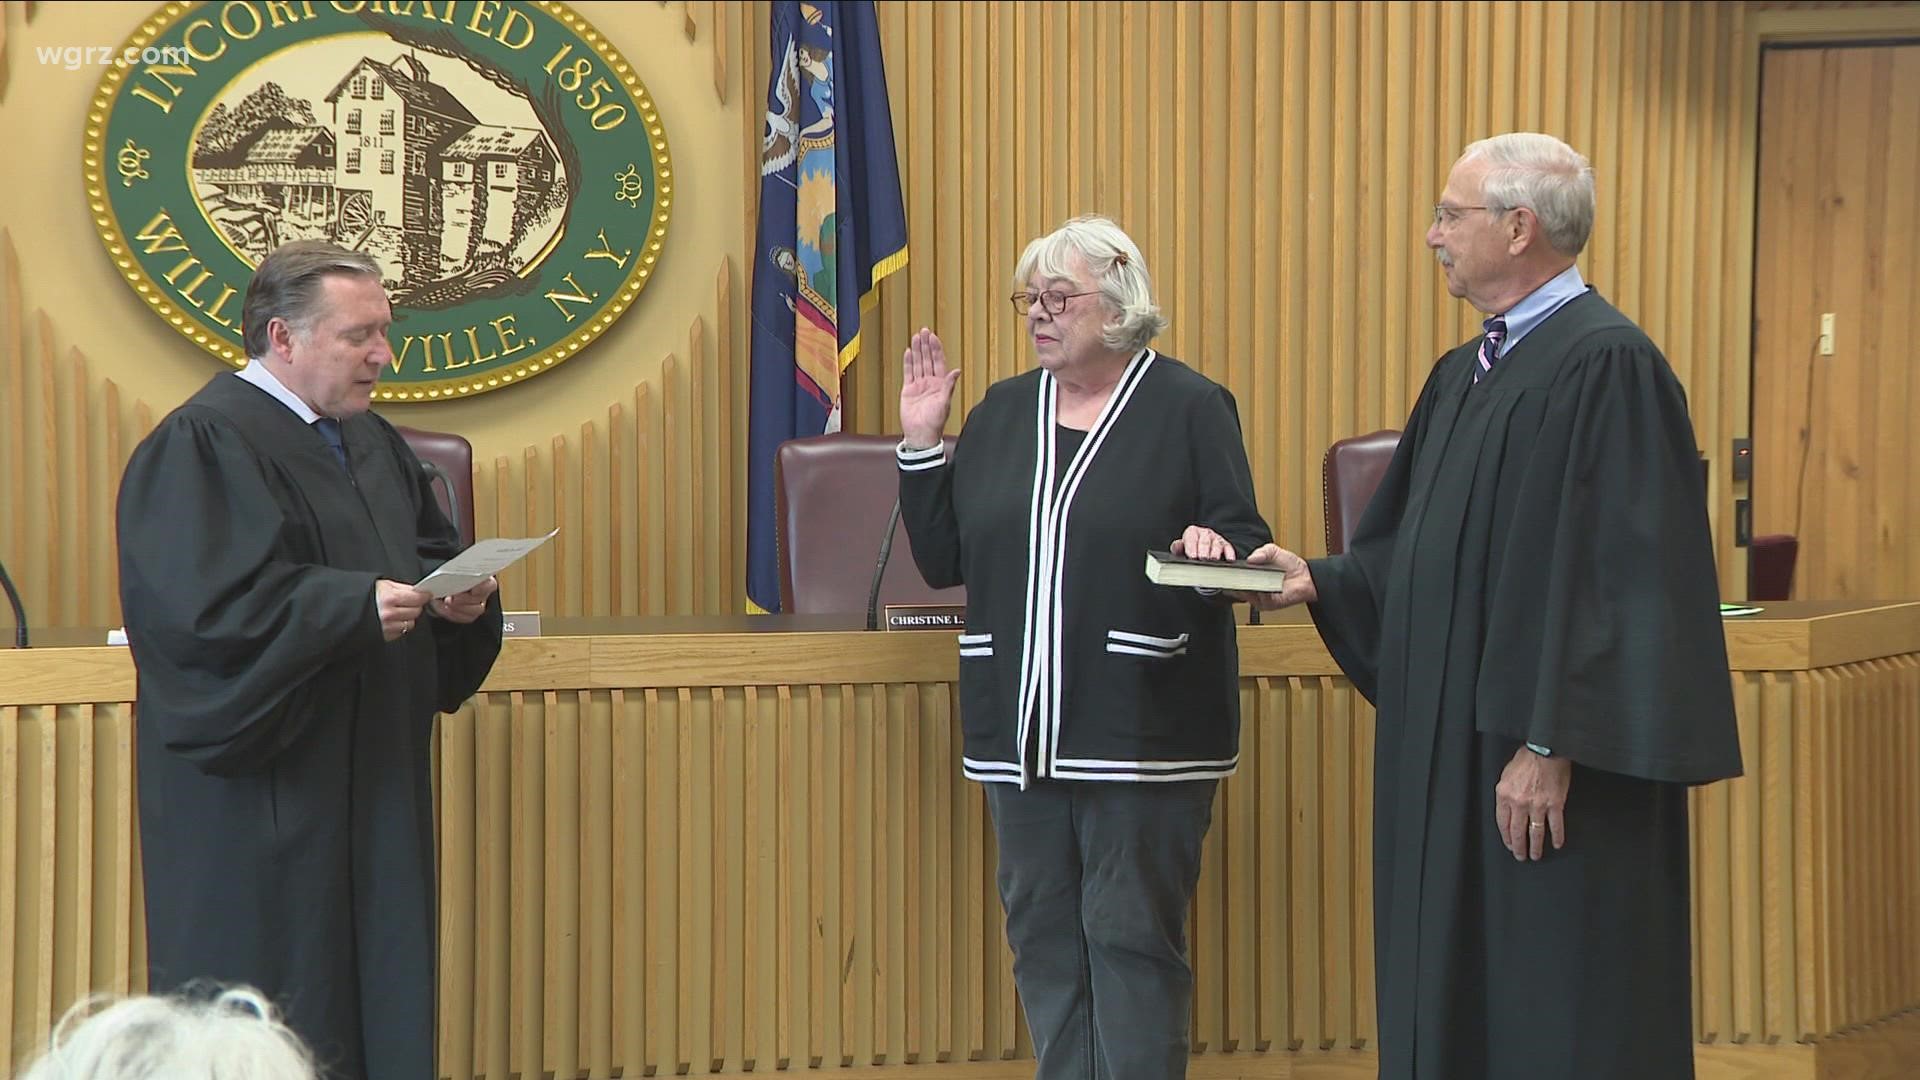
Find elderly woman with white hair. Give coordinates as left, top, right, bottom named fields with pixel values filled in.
left=894, top=214, right=1271, bottom=1079
left=19, top=986, right=317, bottom=1080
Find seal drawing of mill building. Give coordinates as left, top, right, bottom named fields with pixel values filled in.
left=193, top=48, right=567, bottom=303
left=91, top=1, right=670, bottom=400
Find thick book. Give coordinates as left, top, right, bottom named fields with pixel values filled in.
left=1144, top=549, right=1289, bottom=592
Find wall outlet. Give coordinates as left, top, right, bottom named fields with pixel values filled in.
left=1819, top=312, right=1836, bottom=356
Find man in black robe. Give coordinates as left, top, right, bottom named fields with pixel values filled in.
left=1241, top=133, right=1744, bottom=1078
left=116, top=240, right=504, bottom=1080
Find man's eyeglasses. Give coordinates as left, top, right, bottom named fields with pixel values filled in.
left=1432, top=204, right=1503, bottom=227
left=1010, top=289, right=1099, bottom=316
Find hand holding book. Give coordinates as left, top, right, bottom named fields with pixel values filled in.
left=1146, top=536, right=1319, bottom=609
left=1233, top=543, right=1318, bottom=609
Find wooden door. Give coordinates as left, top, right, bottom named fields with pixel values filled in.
left=1751, top=43, right=1920, bottom=601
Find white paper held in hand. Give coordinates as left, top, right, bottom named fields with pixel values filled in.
left=416, top=528, right=559, bottom=598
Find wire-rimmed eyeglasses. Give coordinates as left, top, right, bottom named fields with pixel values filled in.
left=1009, top=289, right=1100, bottom=316
left=1432, top=204, right=1503, bottom=227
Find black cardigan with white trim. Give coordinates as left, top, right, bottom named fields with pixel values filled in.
left=897, top=350, right=1273, bottom=787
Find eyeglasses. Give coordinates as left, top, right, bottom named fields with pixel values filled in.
left=1010, top=289, right=1099, bottom=316
left=1432, top=204, right=1504, bottom=227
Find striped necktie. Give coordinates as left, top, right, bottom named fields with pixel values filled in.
left=313, top=417, right=350, bottom=472
left=1474, top=315, right=1508, bottom=384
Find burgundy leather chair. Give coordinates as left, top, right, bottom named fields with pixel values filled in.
left=1749, top=533, right=1799, bottom=601
left=395, top=425, right=476, bottom=547
left=775, top=433, right=966, bottom=614
left=1321, top=429, right=1401, bottom=555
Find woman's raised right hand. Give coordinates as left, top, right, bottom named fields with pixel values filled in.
left=900, top=327, right=960, bottom=448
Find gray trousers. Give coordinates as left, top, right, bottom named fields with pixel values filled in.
left=984, top=779, right=1218, bottom=1080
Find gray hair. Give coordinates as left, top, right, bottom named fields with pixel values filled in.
left=1459, top=133, right=1596, bottom=256
left=1011, top=215, right=1168, bottom=354
left=241, top=240, right=383, bottom=359
left=19, top=986, right=317, bottom=1080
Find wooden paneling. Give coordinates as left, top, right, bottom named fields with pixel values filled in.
left=10, top=3, right=1920, bottom=632
left=429, top=670, right=1381, bottom=1075
left=1752, top=43, right=1920, bottom=601
left=4, top=3, right=1920, bottom=1078
left=1, top=602, right=1908, bottom=709
left=2, top=614, right=1919, bottom=1078
left=1696, top=657, right=1920, bottom=1046
left=1750, top=1, right=1920, bottom=9
left=0, top=702, right=142, bottom=1068
left=0, top=230, right=147, bottom=634
left=468, top=262, right=743, bottom=621
left=0, top=233, right=747, bottom=629
left=736, top=0, right=1761, bottom=605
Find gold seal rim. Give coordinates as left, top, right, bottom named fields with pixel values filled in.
left=81, top=0, right=674, bottom=402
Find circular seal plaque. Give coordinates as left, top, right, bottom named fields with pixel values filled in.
left=84, top=0, right=673, bottom=401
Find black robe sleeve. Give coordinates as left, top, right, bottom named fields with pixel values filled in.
left=1186, top=385, right=1274, bottom=558
left=116, top=413, right=386, bottom=776
left=1303, top=370, right=1444, bottom=705
left=1475, top=342, right=1743, bottom=784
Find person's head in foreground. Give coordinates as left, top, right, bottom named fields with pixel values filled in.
left=19, top=985, right=317, bottom=1080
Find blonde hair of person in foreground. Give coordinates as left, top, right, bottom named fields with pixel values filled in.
left=18, top=985, right=317, bottom=1080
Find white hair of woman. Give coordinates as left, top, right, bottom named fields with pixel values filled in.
left=18, top=986, right=317, bottom=1080
left=1012, top=214, right=1169, bottom=354
left=1459, top=132, right=1597, bottom=257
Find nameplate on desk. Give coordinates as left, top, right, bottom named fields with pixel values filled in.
left=883, top=605, right=967, bottom=631
left=502, top=612, right=543, bottom=638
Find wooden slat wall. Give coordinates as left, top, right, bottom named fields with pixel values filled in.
left=10, top=3, right=1920, bottom=632
left=759, top=0, right=1761, bottom=605
left=1696, top=658, right=1920, bottom=1048
left=469, top=264, right=743, bottom=621
left=15, top=657, right=1920, bottom=1068
left=427, top=674, right=1384, bottom=1075
left=431, top=660, right=1920, bottom=1077
left=1751, top=44, right=1920, bottom=601
left=0, top=228, right=745, bottom=628
left=0, top=702, right=143, bottom=1069
left=435, top=681, right=995, bottom=1078
left=431, top=679, right=1353, bottom=1075
left=5, top=647, right=1920, bottom=1077
left=0, top=230, right=154, bottom=633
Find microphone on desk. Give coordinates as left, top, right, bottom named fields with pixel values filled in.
left=865, top=498, right=903, bottom=632
left=0, top=556, right=28, bottom=648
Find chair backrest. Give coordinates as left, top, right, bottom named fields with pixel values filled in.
left=775, top=433, right=966, bottom=615
left=1321, top=429, right=1402, bottom=555
left=395, top=425, right=476, bottom=548
left=1749, top=533, right=1799, bottom=601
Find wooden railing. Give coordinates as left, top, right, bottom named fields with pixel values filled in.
left=2, top=603, right=1918, bottom=1079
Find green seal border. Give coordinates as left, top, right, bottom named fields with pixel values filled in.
left=81, top=0, right=674, bottom=402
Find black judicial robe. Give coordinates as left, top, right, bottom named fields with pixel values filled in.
left=1305, top=290, right=1743, bottom=1079
left=116, top=374, right=503, bottom=1080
